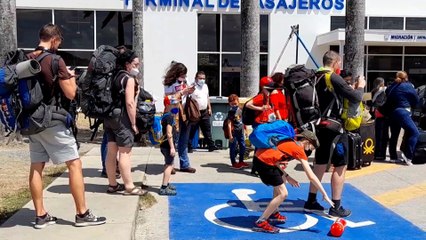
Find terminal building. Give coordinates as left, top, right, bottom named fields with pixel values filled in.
left=15, top=0, right=426, bottom=109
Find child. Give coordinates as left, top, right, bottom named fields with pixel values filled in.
left=226, top=94, right=248, bottom=169
left=252, top=130, right=334, bottom=233
left=159, top=96, right=180, bottom=196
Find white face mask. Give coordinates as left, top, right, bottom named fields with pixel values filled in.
left=129, top=68, right=139, bottom=77
left=198, top=80, right=205, bottom=86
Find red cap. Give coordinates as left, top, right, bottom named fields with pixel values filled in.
left=163, top=96, right=171, bottom=108
left=260, top=76, right=273, bottom=88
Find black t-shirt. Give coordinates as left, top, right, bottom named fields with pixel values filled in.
left=160, top=113, right=177, bottom=148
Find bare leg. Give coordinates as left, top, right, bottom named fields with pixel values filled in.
left=308, top=164, right=327, bottom=193
left=106, top=142, right=119, bottom=186
left=331, top=165, right=346, bottom=200
left=29, top=162, right=46, bottom=216
left=162, top=164, right=174, bottom=186
left=66, top=159, right=87, bottom=215
left=259, top=185, right=288, bottom=220
left=117, top=146, right=135, bottom=190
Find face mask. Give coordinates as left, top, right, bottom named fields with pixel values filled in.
left=171, top=107, right=179, bottom=114
left=335, top=68, right=341, bottom=75
left=230, top=106, right=238, bottom=112
left=130, top=68, right=140, bottom=78
left=304, top=149, right=313, bottom=157
left=197, top=80, right=205, bottom=86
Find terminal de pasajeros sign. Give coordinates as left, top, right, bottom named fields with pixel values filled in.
left=145, top=0, right=345, bottom=11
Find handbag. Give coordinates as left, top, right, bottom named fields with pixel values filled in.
left=185, top=95, right=201, bottom=122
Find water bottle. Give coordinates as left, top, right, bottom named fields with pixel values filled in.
left=330, top=218, right=347, bottom=237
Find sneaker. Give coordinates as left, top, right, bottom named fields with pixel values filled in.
left=401, top=153, right=413, bottom=166
left=34, top=213, right=57, bottom=229
left=268, top=212, right=287, bottom=224
left=239, top=162, right=250, bottom=168
left=304, top=201, right=325, bottom=212
left=167, top=183, right=176, bottom=190
left=180, top=167, right=196, bottom=173
left=208, top=146, right=219, bottom=152
left=159, top=187, right=177, bottom=196
left=188, top=148, right=194, bottom=153
left=252, top=219, right=280, bottom=233
left=100, top=171, right=107, bottom=178
left=75, top=209, right=106, bottom=227
left=328, top=206, right=352, bottom=218
left=231, top=163, right=242, bottom=169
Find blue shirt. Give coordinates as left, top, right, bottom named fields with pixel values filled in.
left=386, top=82, right=419, bottom=109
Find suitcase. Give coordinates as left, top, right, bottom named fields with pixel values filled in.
left=360, top=122, right=375, bottom=166
left=413, top=130, right=426, bottom=164
left=347, top=132, right=363, bottom=170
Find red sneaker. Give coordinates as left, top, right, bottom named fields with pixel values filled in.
left=252, top=219, right=280, bottom=233
left=239, top=162, right=249, bottom=168
left=231, top=163, right=242, bottom=169
left=268, top=212, right=287, bottom=224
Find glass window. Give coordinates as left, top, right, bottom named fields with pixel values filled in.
left=260, top=15, right=268, bottom=53
left=331, top=16, right=345, bottom=30
left=405, top=56, right=426, bottom=88
left=260, top=54, right=268, bottom=79
left=198, top=14, right=220, bottom=52
left=369, top=17, right=403, bottom=30
left=368, top=56, right=402, bottom=71
left=17, top=9, right=52, bottom=48
left=406, top=17, right=426, bottom=30
left=221, top=54, right=241, bottom=96
left=198, top=54, right=220, bottom=96
left=96, top=11, right=132, bottom=48
left=405, top=47, right=426, bottom=55
left=57, top=51, right=92, bottom=67
left=222, top=15, right=241, bottom=52
left=368, top=46, right=402, bottom=54
left=55, top=10, right=94, bottom=49
left=367, top=72, right=397, bottom=90
left=330, top=45, right=340, bottom=53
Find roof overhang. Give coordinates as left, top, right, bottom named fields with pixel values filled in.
left=316, top=29, right=426, bottom=46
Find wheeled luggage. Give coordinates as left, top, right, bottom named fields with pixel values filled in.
left=347, top=132, right=363, bottom=170
left=360, top=121, right=375, bottom=166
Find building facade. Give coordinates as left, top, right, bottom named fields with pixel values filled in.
left=16, top=0, right=426, bottom=110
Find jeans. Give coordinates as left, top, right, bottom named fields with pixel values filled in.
left=389, top=108, right=419, bottom=160
left=229, top=130, right=246, bottom=164
left=374, top=117, right=389, bottom=160
left=178, top=119, right=192, bottom=169
left=101, top=132, right=108, bottom=173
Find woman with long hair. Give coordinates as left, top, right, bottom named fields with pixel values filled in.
left=386, top=71, right=419, bottom=165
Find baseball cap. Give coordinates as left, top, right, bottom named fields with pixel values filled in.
left=260, top=76, right=274, bottom=89
left=296, top=130, right=320, bottom=148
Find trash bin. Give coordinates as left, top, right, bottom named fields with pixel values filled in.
left=209, top=96, right=230, bottom=149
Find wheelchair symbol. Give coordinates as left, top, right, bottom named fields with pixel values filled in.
left=204, top=189, right=375, bottom=233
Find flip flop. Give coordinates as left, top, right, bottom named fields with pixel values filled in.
left=106, top=183, right=125, bottom=194
left=123, top=187, right=147, bottom=196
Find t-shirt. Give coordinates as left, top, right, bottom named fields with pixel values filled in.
left=227, top=107, right=243, bottom=132
left=251, top=93, right=275, bottom=124
left=270, top=90, right=289, bottom=120
left=255, top=140, right=308, bottom=166
left=191, top=83, right=209, bottom=110
left=160, top=113, right=177, bottom=149
left=164, top=81, right=187, bottom=105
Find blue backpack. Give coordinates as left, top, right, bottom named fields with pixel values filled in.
left=148, top=115, right=164, bottom=145
left=249, top=120, right=295, bottom=149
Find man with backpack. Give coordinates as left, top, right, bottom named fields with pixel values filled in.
left=304, top=51, right=365, bottom=218
left=27, top=24, right=106, bottom=228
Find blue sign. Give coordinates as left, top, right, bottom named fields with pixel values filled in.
left=169, top=183, right=426, bottom=240
left=145, top=0, right=345, bottom=10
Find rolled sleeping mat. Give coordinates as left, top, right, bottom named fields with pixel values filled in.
left=15, top=59, right=41, bottom=79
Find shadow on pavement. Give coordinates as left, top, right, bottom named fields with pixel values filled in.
left=47, top=183, right=107, bottom=194
left=200, top=163, right=257, bottom=178
left=0, top=208, right=74, bottom=228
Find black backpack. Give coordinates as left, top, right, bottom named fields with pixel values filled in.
left=412, top=85, right=426, bottom=129
left=136, top=87, right=156, bottom=134
left=242, top=97, right=256, bottom=125
left=284, top=64, right=325, bottom=129
left=79, top=45, right=119, bottom=119
left=0, top=49, right=71, bottom=135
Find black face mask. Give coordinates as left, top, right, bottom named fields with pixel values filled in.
left=304, top=149, right=313, bottom=157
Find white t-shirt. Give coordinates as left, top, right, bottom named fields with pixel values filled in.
left=191, top=83, right=209, bottom=110
left=164, top=81, right=188, bottom=105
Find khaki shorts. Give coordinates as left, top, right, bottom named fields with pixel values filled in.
left=29, top=124, right=79, bottom=164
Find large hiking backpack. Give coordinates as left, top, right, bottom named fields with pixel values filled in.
left=0, top=49, right=71, bottom=135
left=136, top=87, right=156, bottom=134
left=284, top=64, right=325, bottom=129
left=79, top=45, right=119, bottom=119
left=249, top=120, right=295, bottom=149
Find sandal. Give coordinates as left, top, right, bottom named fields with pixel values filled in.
left=106, top=183, right=125, bottom=194
left=123, top=187, right=147, bottom=196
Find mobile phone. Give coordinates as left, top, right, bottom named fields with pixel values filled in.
left=69, top=66, right=77, bottom=70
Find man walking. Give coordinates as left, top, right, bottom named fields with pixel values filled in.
left=28, top=24, right=106, bottom=228
left=304, top=50, right=366, bottom=217
left=188, top=71, right=218, bottom=152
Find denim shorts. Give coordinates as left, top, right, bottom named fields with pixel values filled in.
left=160, top=147, right=175, bottom=165
left=29, top=124, right=79, bottom=164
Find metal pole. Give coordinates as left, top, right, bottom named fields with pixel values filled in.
left=270, top=26, right=296, bottom=75
left=295, top=24, right=299, bottom=64
left=294, top=31, right=320, bottom=68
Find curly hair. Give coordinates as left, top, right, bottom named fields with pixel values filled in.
left=163, top=62, right=187, bottom=86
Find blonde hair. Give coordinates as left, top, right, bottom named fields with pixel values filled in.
left=395, top=71, right=408, bottom=83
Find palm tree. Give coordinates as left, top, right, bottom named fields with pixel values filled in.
left=344, top=0, right=365, bottom=80
left=0, top=0, right=17, bottom=141
left=241, top=0, right=259, bottom=97
left=133, top=0, right=143, bottom=87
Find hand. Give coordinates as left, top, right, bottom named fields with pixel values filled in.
left=357, top=75, right=366, bottom=88
left=229, top=136, right=234, bottom=143
left=67, top=69, right=75, bottom=76
left=187, top=86, right=195, bottom=94
left=170, top=148, right=176, bottom=158
left=322, top=194, right=335, bottom=208
left=285, top=175, right=300, bottom=188
left=132, top=125, right=139, bottom=135
left=208, top=108, right=212, bottom=116
left=262, top=105, right=271, bottom=111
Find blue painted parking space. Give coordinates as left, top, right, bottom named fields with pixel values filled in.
left=169, top=183, right=426, bottom=240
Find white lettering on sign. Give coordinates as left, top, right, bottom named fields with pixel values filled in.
left=385, top=34, right=426, bottom=42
